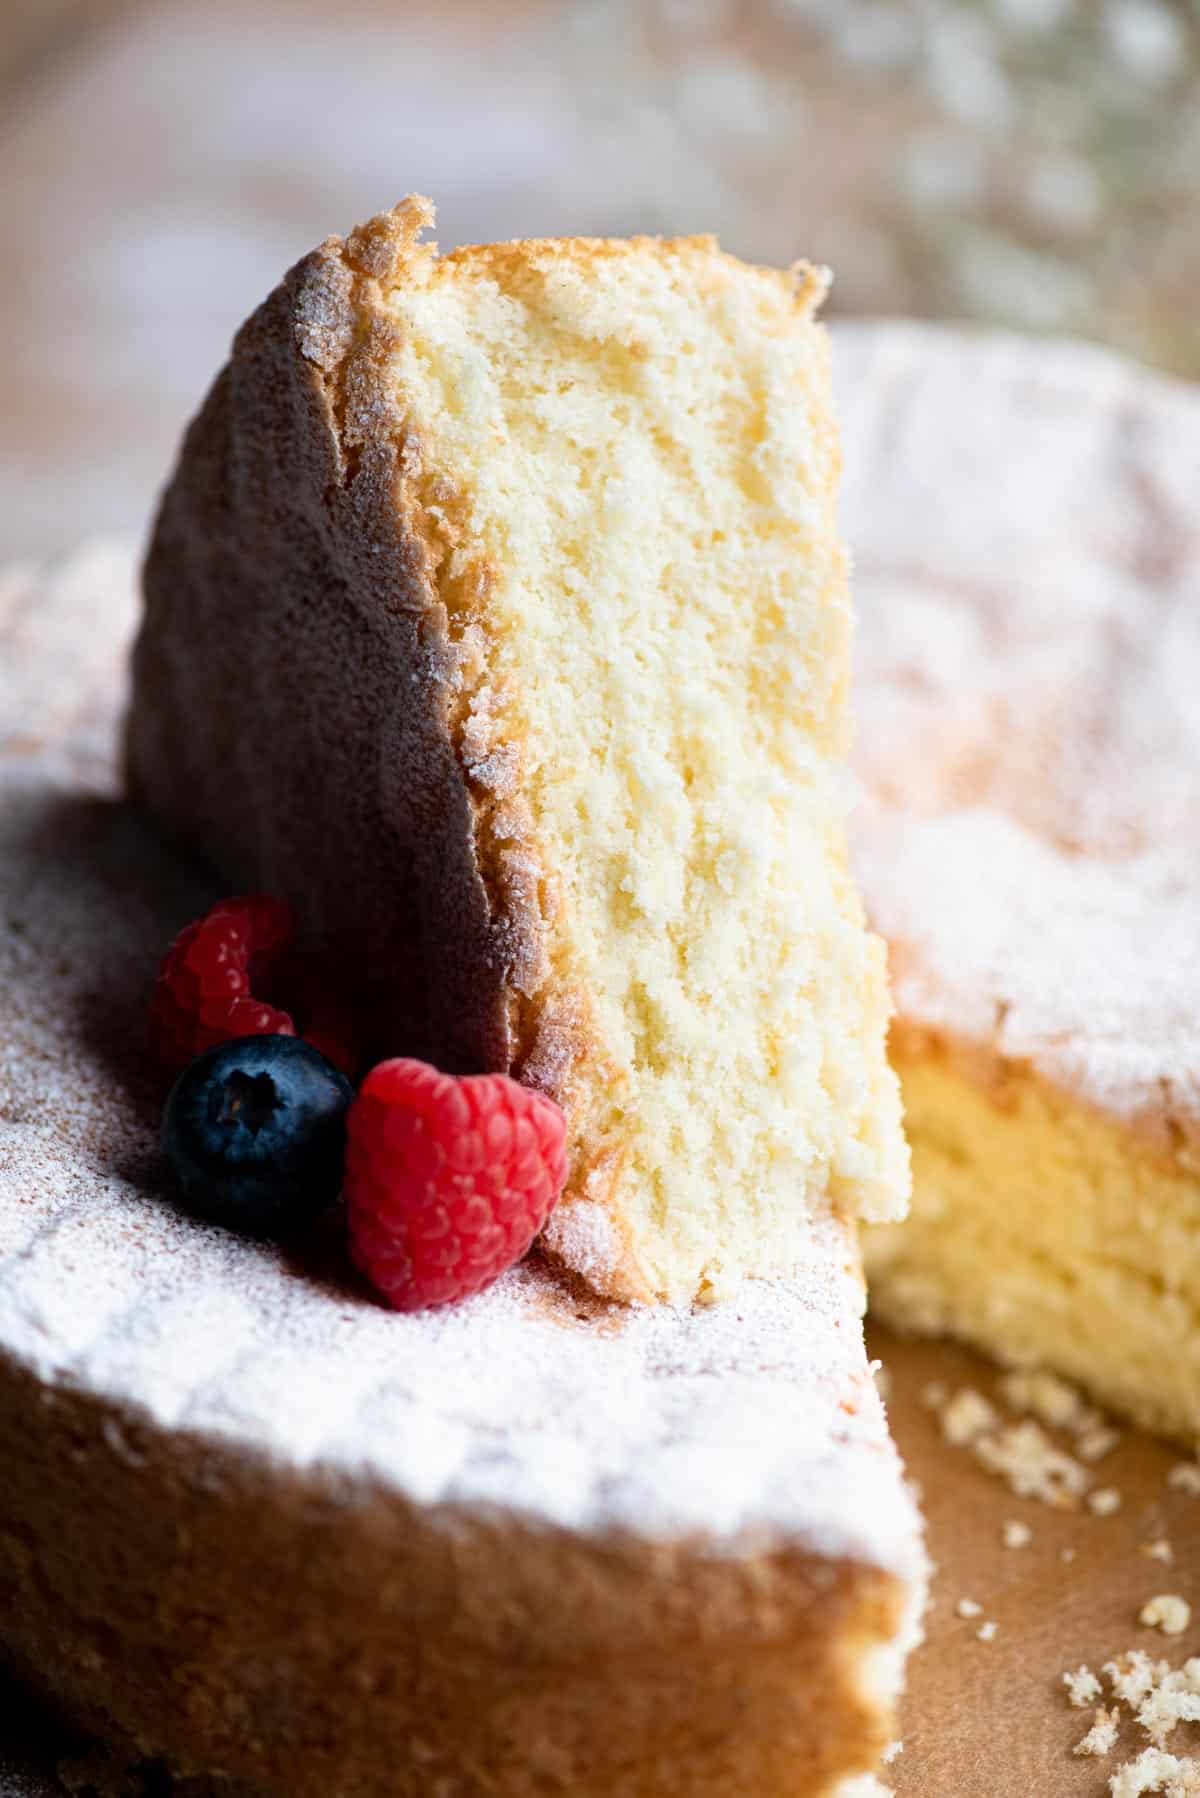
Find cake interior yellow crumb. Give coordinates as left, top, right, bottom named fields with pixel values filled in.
left=867, top=1057, right=1200, bottom=1439
left=382, top=234, right=908, bottom=1300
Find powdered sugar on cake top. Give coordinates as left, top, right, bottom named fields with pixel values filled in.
left=0, top=542, right=922, bottom=1580
left=838, top=324, right=1200, bottom=1154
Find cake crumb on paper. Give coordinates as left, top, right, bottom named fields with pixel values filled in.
left=1090, top=1487, right=1123, bottom=1516
left=1135, top=1668, right=1200, bottom=1748
left=1065, top=1666, right=1103, bottom=1707
left=1108, top=1746, right=1200, bottom=1795
left=977, top=1620, right=998, bottom=1642
left=1003, top=1519, right=1032, bottom=1548
left=940, top=1388, right=998, bottom=1445
left=956, top=1597, right=983, bottom=1618
left=1079, top=1425, right=1123, bottom=1463
left=1000, top=1368, right=1091, bottom=1431
left=1065, top=1650, right=1200, bottom=1792
left=1167, top=1465, right=1200, bottom=1496
left=974, top=1418, right=1090, bottom=1507
left=1144, top=1541, right=1176, bottom=1565
left=929, top=1378, right=1102, bottom=1506
left=1141, top=1598, right=1192, bottom=1638
left=1074, top=1707, right=1120, bottom=1757
left=1106, top=1652, right=1169, bottom=1711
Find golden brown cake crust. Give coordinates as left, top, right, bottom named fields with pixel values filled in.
left=0, top=1357, right=908, bottom=1798
left=126, top=197, right=649, bottom=1298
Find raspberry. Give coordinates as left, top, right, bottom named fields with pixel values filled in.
left=149, top=896, right=357, bottom=1076
left=344, top=1058, right=568, bottom=1311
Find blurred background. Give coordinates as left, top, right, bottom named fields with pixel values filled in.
left=2, top=0, right=1197, bottom=558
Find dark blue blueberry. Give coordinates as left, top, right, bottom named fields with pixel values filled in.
left=162, top=1035, right=354, bottom=1234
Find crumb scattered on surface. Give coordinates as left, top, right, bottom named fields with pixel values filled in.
left=977, top=1620, right=998, bottom=1642
left=1000, top=1369, right=1092, bottom=1432
left=1074, top=1707, right=1120, bottom=1757
left=956, top=1597, right=983, bottom=1618
left=1090, top=1487, right=1124, bottom=1516
left=1167, top=1465, right=1200, bottom=1496
left=1141, top=1598, right=1192, bottom=1638
left=1145, top=1541, right=1176, bottom=1565
left=1062, top=1546, right=1078, bottom=1563
left=941, top=1388, right=998, bottom=1445
left=1134, top=1666, right=1200, bottom=1748
left=1108, top=1746, right=1200, bottom=1795
left=1065, top=1666, right=1103, bottom=1708
left=975, top=1417, right=1091, bottom=1507
left=929, top=1371, right=1135, bottom=1508
left=882, top=1740, right=903, bottom=1764
left=1073, top=1651, right=1200, bottom=1789
left=1079, top=1425, right=1123, bottom=1463
left=1003, top=1518, right=1033, bottom=1548
left=1107, top=1652, right=1168, bottom=1712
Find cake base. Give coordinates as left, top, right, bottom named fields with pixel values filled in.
left=6, top=1327, right=1198, bottom=1797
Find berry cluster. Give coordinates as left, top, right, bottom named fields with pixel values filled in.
left=153, top=898, right=567, bottom=1309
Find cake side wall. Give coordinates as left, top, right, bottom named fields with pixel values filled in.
left=0, top=1354, right=911, bottom=1798
left=124, top=237, right=522, bottom=1084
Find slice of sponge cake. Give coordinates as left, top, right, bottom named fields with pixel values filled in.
left=126, top=197, right=909, bottom=1303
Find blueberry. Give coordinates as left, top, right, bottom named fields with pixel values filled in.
left=162, top=1035, right=354, bottom=1234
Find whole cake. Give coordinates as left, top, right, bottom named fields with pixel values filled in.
left=839, top=324, right=1200, bottom=1441
left=125, top=197, right=910, bottom=1306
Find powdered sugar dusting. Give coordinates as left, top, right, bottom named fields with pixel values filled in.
left=0, top=545, right=923, bottom=1576
left=838, top=324, right=1200, bottom=1152
left=540, top=1196, right=624, bottom=1289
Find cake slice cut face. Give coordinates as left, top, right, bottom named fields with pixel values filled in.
left=127, top=198, right=909, bottom=1302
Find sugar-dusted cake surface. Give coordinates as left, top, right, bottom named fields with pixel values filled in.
left=125, top=198, right=909, bottom=1306
left=839, top=323, right=1200, bottom=1438
left=0, top=550, right=925, bottom=1794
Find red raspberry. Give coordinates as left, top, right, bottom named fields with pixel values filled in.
left=149, top=896, right=357, bottom=1076
left=344, top=1059, right=568, bottom=1311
